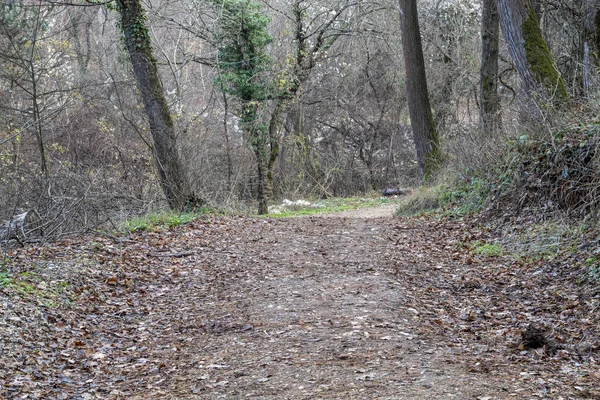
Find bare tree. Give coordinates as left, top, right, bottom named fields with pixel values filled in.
left=480, top=0, right=501, bottom=135
left=583, top=0, right=600, bottom=96
left=115, top=0, right=198, bottom=210
left=0, top=2, right=58, bottom=178
left=398, top=0, right=440, bottom=181
left=264, top=0, right=365, bottom=201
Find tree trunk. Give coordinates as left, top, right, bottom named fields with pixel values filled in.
left=256, top=151, right=268, bottom=215
left=480, top=0, right=501, bottom=135
left=583, top=0, right=600, bottom=96
left=26, top=11, right=48, bottom=178
left=241, top=100, right=270, bottom=214
left=249, top=118, right=269, bottom=214
left=398, top=0, right=441, bottom=182
left=265, top=100, right=286, bottom=201
left=434, top=54, right=454, bottom=133
left=498, top=0, right=568, bottom=104
left=116, top=0, right=197, bottom=211
left=32, top=78, right=48, bottom=178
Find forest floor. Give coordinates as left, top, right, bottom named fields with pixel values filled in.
left=1, top=204, right=600, bottom=399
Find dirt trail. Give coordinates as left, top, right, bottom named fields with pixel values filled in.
left=2, top=207, right=598, bottom=399
left=132, top=210, right=496, bottom=399
left=158, top=210, right=507, bottom=399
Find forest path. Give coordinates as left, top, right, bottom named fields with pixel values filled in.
left=133, top=212, right=509, bottom=399
left=2, top=209, right=598, bottom=399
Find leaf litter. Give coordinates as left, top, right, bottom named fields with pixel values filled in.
left=0, top=209, right=599, bottom=399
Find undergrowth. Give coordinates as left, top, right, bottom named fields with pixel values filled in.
left=400, top=121, right=600, bottom=216
left=397, top=120, right=600, bottom=282
left=395, top=174, right=492, bottom=217
left=394, top=187, right=442, bottom=216
left=495, top=123, right=600, bottom=216
left=121, top=207, right=213, bottom=232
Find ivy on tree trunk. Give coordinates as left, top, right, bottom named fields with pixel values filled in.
left=264, top=0, right=346, bottom=202
left=214, top=0, right=273, bottom=214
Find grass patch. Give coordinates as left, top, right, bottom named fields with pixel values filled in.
left=395, top=186, right=441, bottom=216
left=121, top=208, right=212, bottom=232
left=0, top=268, right=72, bottom=307
left=266, top=196, right=395, bottom=218
left=586, top=257, right=600, bottom=281
left=472, top=240, right=503, bottom=257
left=394, top=175, right=492, bottom=217
left=0, top=270, right=13, bottom=287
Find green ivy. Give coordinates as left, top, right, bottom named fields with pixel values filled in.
left=215, top=0, right=274, bottom=102
left=213, top=0, right=276, bottom=153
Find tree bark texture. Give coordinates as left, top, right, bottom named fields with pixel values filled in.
left=480, top=0, right=501, bottom=135
left=398, top=0, right=441, bottom=181
left=247, top=105, right=269, bottom=215
left=265, top=100, right=286, bottom=201
left=116, top=0, right=196, bottom=211
left=498, top=0, right=568, bottom=103
left=256, top=152, right=268, bottom=215
left=583, top=0, right=600, bottom=95
left=532, top=0, right=541, bottom=20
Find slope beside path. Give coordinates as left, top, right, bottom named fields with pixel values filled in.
left=1, top=208, right=598, bottom=398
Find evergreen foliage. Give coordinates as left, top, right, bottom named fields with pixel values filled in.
left=215, top=0, right=274, bottom=104
left=213, top=0, right=276, bottom=213
left=214, top=0, right=273, bottom=148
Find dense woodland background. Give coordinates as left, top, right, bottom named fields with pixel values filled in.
left=0, top=0, right=598, bottom=235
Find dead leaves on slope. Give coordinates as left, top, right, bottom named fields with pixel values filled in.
left=388, top=216, right=600, bottom=398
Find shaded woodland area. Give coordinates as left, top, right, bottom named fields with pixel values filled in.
left=0, top=0, right=599, bottom=226
left=2, top=1, right=600, bottom=398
